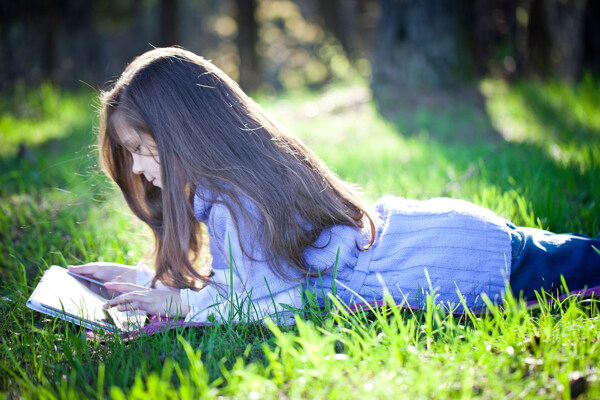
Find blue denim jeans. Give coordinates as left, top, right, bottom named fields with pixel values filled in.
left=508, top=224, right=600, bottom=300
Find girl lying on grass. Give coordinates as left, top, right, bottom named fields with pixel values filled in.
left=69, top=47, right=600, bottom=324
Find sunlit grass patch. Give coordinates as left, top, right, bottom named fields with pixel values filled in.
left=0, top=83, right=94, bottom=158
left=263, top=81, right=599, bottom=233
left=481, top=76, right=600, bottom=172
left=1, top=78, right=600, bottom=398
left=73, top=290, right=600, bottom=399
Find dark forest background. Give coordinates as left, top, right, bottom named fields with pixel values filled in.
left=1, top=0, right=599, bottom=98
left=2, top=6, right=600, bottom=396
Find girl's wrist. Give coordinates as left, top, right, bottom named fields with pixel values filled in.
left=179, top=297, right=190, bottom=317
left=135, top=261, right=154, bottom=287
left=178, top=288, right=193, bottom=318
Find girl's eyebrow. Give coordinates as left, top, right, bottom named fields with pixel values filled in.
left=121, top=139, right=137, bottom=148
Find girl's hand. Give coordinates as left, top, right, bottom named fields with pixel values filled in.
left=103, top=282, right=190, bottom=317
left=67, top=262, right=137, bottom=284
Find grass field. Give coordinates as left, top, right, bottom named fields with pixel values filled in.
left=1, top=77, right=599, bottom=399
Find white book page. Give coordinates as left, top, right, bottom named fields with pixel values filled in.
left=27, top=266, right=147, bottom=332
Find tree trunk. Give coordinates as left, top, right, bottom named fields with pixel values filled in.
left=235, top=0, right=260, bottom=91
left=371, top=0, right=472, bottom=96
left=583, top=0, right=600, bottom=74
left=160, top=0, right=179, bottom=46
left=526, top=0, right=551, bottom=77
left=543, top=0, right=586, bottom=81
left=317, top=0, right=360, bottom=57
left=473, top=0, right=502, bottom=76
left=317, top=0, right=339, bottom=37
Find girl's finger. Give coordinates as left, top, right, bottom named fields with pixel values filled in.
left=117, top=302, right=139, bottom=312
left=67, top=265, right=96, bottom=275
left=104, top=292, right=136, bottom=308
left=104, top=282, right=147, bottom=292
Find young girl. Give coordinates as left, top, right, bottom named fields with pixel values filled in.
left=69, top=47, right=600, bottom=324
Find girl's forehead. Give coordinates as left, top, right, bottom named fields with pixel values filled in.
left=112, top=114, right=146, bottom=145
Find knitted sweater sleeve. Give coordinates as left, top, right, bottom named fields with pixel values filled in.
left=180, top=201, right=303, bottom=325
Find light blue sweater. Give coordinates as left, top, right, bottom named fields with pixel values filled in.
left=181, top=189, right=512, bottom=323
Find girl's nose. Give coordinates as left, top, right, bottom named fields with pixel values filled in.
left=131, top=154, right=143, bottom=174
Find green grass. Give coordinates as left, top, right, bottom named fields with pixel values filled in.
left=1, top=77, right=600, bottom=399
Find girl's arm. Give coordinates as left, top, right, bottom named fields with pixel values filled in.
left=180, top=201, right=304, bottom=325
left=180, top=267, right=302, bottom=325
left=67, top=261, right=165, bottom=288
left=102, top=282, right=189, bottom=317
left=69, top=263, right=190, bottom=317
left=98, top=265, right=301, bottom=323
left=97, top=198, right=304, bottom=322
left=67, top=262, right=137, bottom=284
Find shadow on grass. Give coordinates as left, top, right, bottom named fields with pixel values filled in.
left=371, top=80, right=600, bottom=234
left=515, top=80, right=600, bottom=145
left=0, top=111, right=113, bottom=286
left=0, top=85, right=100, bottom=198
left=374, top=86, right=502, bottom=145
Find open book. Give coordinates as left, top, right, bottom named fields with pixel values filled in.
left=26, top=265, right=148, bottom=333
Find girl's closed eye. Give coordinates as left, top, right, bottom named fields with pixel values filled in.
left=125, top=144, right=142, bottom=154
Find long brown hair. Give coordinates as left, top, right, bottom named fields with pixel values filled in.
left=99, top=47, right=374, bottom=289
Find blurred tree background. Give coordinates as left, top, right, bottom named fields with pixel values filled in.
left=0, top=0, right=375, bottom=93
left=1, top=0, right=599, bottom=104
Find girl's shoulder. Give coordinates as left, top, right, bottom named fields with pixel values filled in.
left=193, top=184, right=261, bottom=226
left=372, top=195, right=508, bottom=225
left=193, top=185, right=216, bottom=223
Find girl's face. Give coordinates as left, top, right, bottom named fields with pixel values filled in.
left=117, top=120, right=162, bottom=188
